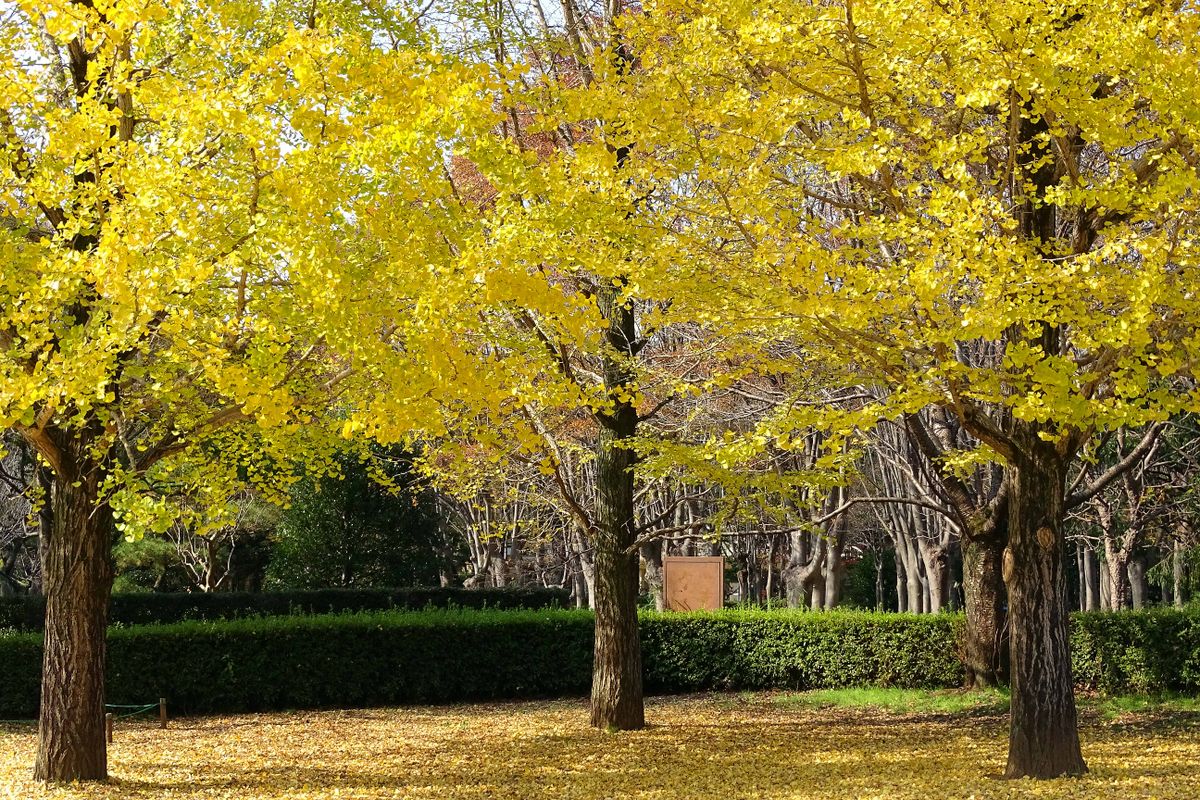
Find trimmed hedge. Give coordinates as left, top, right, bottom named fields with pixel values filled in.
left=0, top=609, right=960, bottom=718
left=0, top=587, right=569, bottom=632
left=1071, top=608, right=1200, bottom=694
left=642, top=611, right=962, bottom=692
left=2, top=608, right=1196, bottom=719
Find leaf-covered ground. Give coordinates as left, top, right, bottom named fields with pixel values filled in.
left=2, top=693, right=1198, bottom=799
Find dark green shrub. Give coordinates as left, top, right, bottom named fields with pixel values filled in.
left=642, top=610, right=962, bottom=692
left=0, top=586, right=570, bottom=633
left=3, top=607, right=1196, bottom=720
left=1070, top=608, right=1200, bottom=694
left=0, top=609, right=960, bottom=718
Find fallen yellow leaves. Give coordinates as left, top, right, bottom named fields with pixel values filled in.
left=2, top=694, right=1198, bottom=799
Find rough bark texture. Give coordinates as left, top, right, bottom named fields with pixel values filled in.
left=1003, top=446, right=1086, bottom=779
left=783, top=530, right=819, bottom=608
left=34, top=436, right=114, bottom=782
left=589, top=288, right=644, bottom=732
left=962, top=531, right=1007, bottom=688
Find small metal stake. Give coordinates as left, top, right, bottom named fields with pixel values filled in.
left=105, top=712, right=114, bottom=744
left=159, top=697, right=167, bottom=729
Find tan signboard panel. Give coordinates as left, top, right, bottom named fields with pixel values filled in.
left=663, top=556, right=725, bottom=611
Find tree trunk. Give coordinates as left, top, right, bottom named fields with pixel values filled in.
left=1174, top=539, right=1187, bottom=609
left=1002, top=450, right=1086, bottom=779
left=1127, top=555, right=1148, bottom=610
left=823, top=527, right=846, bottom=610
left=34, top=448, right=114, bottom=782
left=572, top=567, right=589, bottom=608
left=1082, top=546, right=1100, bottom=611
left=809, top=575, right=825, bottom=610
left=569, top=528, right=594, bottom=609
left=894, top=547, right=908, bottom=612
left=1103, top=550, right=1129, bottom=611
left=589, top=290, right=644, bottom=732
left=962, top=531, right=1007, bottom=688
left=34, top=464, right=53, bottom=596
left=640, top=542, right=665, bottom=612
left=737, top=556, right=750, bottom=605
left=874, top=550, right=885, bottom=611
left=920, top=541, right=948, bottom=613
left=784, top=531, right=815, bottom=608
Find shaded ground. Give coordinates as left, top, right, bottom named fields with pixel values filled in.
left=2, top=692, right=1199, bottom=799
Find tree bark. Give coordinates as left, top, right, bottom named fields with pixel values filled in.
left=1102, top=549, right=1129, bottom=611
left=962, top=530, right=1007, bottom=688
left=1174, top=538, right=1187, bottom=609
left=1002, top=448, right=1086, bottom=779
left=919, top=540, right=949, bottom=613
left=1127, top=555, right=1148, bottom=610
left=34, top=436, right=114, bottom=782
left=1081, top=545, right=1100, bottom=611
left=822, top=525, right=846, bottom=610
left=899, top=539, right=923, bottom=613
left=589, top=288, right=644, bottom=731
left=784, top=530, right=817, bottom=608
left=640, top=541, right=665, bottom=611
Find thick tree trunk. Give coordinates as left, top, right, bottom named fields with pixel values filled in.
left=806, top=573, right=825, bottom=609
left=1002, top=451, right=1086, bottom=779
left=962, top=531, right=1007, bottom=688
left=34, top=454, right=114, bottom=782
left=1103, top=551, right=1129, bottom=611
left=784, top=531, right=815, bottom=608
left=589, top=291, right=644, bottom=732
left=488, top=554, right=508, bottom=588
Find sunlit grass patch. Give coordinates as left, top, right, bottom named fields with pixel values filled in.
left=1080, top=693, right=1200, bottom=721
left=774, top=686, right=1009, bottom=715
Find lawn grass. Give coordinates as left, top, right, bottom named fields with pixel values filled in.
left=773, top=686, right=1200, bottom=721
left=3, top=693, right=1199, bottom=799
left=773, top=686, right=1010, bottom=715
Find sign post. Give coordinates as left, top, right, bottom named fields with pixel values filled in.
left=663, top=556, right=725, bottom=611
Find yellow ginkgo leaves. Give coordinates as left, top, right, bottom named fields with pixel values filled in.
left=3, top=694, right=1199, bottom=800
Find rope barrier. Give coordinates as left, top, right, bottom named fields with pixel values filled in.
left=113, top=704, right=158, bottom=719
left=1, top=700, right=166, bottom=726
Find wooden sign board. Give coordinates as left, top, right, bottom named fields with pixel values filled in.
left=663, top=556, right=725, bottom=612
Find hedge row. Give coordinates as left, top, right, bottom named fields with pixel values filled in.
left=2, top=608, right=1196, bottom=719
left=0, top=609, right=961, bottom=718
left=1071, top=608, right=1200, bottom=694
left=0, top=587, right=569, bottom=632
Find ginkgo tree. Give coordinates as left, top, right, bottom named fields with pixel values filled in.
left=0, top=0, right=455, bottom=781
left=615, top=0, right=1200, bottom=778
